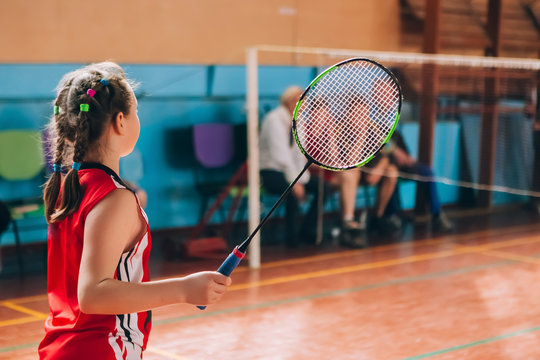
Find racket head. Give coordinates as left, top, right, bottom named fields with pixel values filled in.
left=292, top=58, right=402, bottom=171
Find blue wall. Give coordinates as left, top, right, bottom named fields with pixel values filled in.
left=0, top=64, right=462, bottom=245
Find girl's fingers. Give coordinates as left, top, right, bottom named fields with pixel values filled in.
left=213, top=284, right=228, bottom=295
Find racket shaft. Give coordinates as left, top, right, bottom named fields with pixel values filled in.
left=198, top=161, right=311, bottom=310
left=197, top=246, right=245, bottom=310
left=237, top=161, right=312, bottom=253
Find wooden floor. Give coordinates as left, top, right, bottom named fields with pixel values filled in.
left=2, top=206, right=540, bottom=359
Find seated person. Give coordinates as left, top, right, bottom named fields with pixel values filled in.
left=259, top=86, right=331, bottom=247
left=335, top=94, right=400, bottom=239
left=385, top=130, right=453, bottom=232
left=338, top=153, right=400, bottom=237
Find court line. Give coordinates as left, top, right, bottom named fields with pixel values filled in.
left=0, top=301, right=48, bottom=319
left=2, top=294, right=48, bottom=305
left=233, top=222, right=540, bottom=272
left=228, top=234, right=540, bottom=291
left=2, top=232, right=539, bottom=326
left=402, top=325, right=540, bottom=360
left=0, top=316, right=40, bottom=327
left=0, top=342, right=39, bottom=355
left=153, top=259, right=514, bottom=326
left=2, top=222, right=536, bottom=306
left=480, top=249, right=540, bottom=265
left=146, top=346, right=192, bottom=360
left=0, top=258, right=521, bottom=355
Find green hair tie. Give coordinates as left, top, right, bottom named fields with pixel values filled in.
left=53, top=106, right=59, bottom=115
left=80, top=104, right=90, bottom=112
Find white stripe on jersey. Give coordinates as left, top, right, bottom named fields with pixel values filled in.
left=108, top=175, right=149, bottom=355
left=110, top=176, right=126, bottom=189
left=114, top=232, right=148, bottom=348
left=125, top=233, right=148, bottom=347
left=108, top=331, right=143, bottom=360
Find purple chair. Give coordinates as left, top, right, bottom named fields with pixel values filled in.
left=192, top=123, right=236, bottom=222
left=193, top=123, right=234, bottom=168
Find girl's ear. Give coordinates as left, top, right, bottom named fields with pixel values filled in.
left=111, top=112, right=126, bottom=135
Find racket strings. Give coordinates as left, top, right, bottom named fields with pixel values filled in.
left=295, top=60, right=400, bottom=169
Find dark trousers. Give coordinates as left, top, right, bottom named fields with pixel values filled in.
left=386, top=162, right=441, bottom=216
left=260, top=170, right=330, bottom=246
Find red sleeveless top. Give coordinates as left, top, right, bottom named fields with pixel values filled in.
left=39, top=163, right=152, bottom=360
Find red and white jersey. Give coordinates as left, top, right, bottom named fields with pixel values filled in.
left=39, top=163, right=152, bottom=360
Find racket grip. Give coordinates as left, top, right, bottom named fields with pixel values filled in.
left=196, top=246, right=245, bottom=310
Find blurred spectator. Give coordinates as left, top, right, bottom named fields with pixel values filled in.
left=338, top=153, right=400, bottom=238
left=259, top=86, right=331, bottom=247
left=335, top=94, right=400, bottom=242
left=385, top=130, right=453, bottom=232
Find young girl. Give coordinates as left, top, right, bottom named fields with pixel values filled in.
left=38, top=62, right=231, bottom=359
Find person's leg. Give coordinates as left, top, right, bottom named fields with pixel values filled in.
left=403, top=163, right=453, bottom=232
left=404, top=163, right=441, bottom=215
left=373, top=164, right=398, bottom=218
left=338, top=169, right=361, bottom=225
left=365, top=160, right=400, bottom=233
left=261, top=170, right=300, bottom=246
left=384, top=187, right=400, bottom=218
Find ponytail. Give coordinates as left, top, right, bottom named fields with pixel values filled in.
left=44, top=96, right=68, bottom=224
left=48, top=106, right=90, bottom=223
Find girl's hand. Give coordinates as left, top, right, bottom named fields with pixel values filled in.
left=180, top=271, right=232, bottom=305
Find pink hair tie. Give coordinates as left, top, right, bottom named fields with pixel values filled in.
left=87, top=89, right=96, bottom=97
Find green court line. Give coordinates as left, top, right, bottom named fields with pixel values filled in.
left=403, top=325, right=540, bottom=359
left=0, top=342, right=39, bottom=354
left=0, top=258, right=520, bottom=355
left=154, top=259, right=512, bottom=325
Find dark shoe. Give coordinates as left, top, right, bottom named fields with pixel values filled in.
left=432, top=213, right=454, bottom=233
left=398, top=211, right=415, bottom=223
left=341, top=219, right=366, bottom=232
left=339, top=230, right=367, bottom=248
left=376, top=215, right=402, bottom=234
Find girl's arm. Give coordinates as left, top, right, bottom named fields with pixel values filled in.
left=78, top=189, right=231, bottom=315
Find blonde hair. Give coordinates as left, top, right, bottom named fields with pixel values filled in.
left=280, top=86, right=303, bottom=107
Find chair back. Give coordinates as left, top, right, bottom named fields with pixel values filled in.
left=0, top=130, right=44, bottom=181
left=193, top=123, right=234, bottom=168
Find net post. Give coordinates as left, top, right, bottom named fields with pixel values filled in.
left=246, top=47, right=261, bottom=269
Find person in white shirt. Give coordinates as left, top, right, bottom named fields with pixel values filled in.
left=259, top=86, right=330, bottom=247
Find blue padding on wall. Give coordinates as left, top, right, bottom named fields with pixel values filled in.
left=123, top=65, right=207, bottom=97
left=212, top=65, right=314, bottom=97
left=212, top=66, right=245, bottom=97
left=258, top=66, right=314, bottom=96
left=0, top=64, right=81, bottom=98
left=0, top=102, right=52, bottom=130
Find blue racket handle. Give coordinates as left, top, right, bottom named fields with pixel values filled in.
left=197, top=246, right=245, bottom=310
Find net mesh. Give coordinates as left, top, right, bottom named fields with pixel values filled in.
left=383, top=61, right=539, bottom=203
left=294, top=60, right=401, bottom=170
left=254, top=47, right=540, bottom=204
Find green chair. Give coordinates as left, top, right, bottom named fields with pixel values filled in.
left=0, top=130, right=44, bottom=180
left=0, top=130, right=45, bottom=275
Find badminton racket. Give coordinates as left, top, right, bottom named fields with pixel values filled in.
left=197, top=57, right=402, bottom=309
